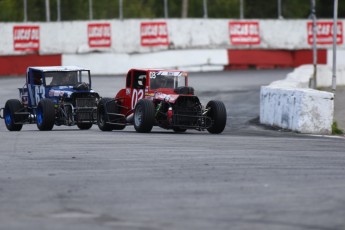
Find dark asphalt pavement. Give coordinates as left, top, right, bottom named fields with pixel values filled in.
left=0, top=70, right=345, bottom=230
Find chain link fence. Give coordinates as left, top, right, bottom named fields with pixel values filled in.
left=0, top=0, right=341, bottom=22
left=0, top=0, right=331, bottom=22
left=24, top=0, right=238, bottom=21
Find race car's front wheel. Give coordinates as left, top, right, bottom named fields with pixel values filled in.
left=36, top=99, right=55, bottom=131
left=206, top=100, right=227, bottom=134
left=134, top=99, right=155, bottom=133
left=4, top=99, right=24, bottom=131
left=77, top=123, right=93, bottom=130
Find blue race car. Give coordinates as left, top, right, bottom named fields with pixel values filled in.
left=0, top=66, right=100, bottom=131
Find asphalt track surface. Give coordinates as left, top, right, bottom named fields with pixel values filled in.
left=1, top=70, right=345, bottom=230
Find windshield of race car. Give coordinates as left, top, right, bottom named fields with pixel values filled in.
left=45, top=70, right=90, bottom=86
left=149, top=71, right=187, bottom=90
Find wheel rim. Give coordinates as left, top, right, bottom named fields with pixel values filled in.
left=134, top=105, right=143, bottom=127
left=36, top=107, right=43, bottom=125
left=4, top=109, right=12, bottom=126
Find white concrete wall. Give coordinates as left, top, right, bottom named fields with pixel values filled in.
left=326, top=53, right=345, bottom=68
left=1, top=19, right=345, bottom=55
left=260, top=65, right=338, bottom=134
left=62, top=49, right=228, bottom=75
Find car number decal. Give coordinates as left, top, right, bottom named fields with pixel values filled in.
left=35, top=85, right=45, bottom=105
left=149, top=72, right=157, bottom=79
left=131, top=89, right=144, bottom=109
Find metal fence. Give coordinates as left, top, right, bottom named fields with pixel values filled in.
left=6, top=0, right=339, bottom=22
left=23, top=0, right=287, bottom=22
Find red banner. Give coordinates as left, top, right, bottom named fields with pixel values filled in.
left=307, top=21, right=343, bottom=45
left=13, top=26, right=40, bottom=51
left=141, top=22, right=169, bottom=46
left=229, top=21, right=260, bottom=45
left=88, top=23, right=111, bottom=48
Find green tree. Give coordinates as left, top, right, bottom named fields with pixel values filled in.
left=0, top=0, right=23, bottom=21
left=123, top=0, right=156, bottom=18
left=245, top=0, right=280, bottom=18
left=316, top=0, right=345, bottom=19
left=59, top=0, right=89, bottom=21
left=93, top=0, right=118, bottom=19
left=282, top=0, right=311, bottom=19
left=207, top=0, right=239, bottom=18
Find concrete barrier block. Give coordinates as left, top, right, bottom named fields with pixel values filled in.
left=285, top=66, right=312, bottom=88
left=316, top=65, right=332, bottom=87
left=260, top=86, right=334, bottom=134
left=291, top=64, right=345, bottom=88
left=260, top=87, right=301, bottom=130
left=268, top=80, right=302, bottom=89
left=298, top=89, right=334, bottom=134
left=336, top=67, right=345, bottom=86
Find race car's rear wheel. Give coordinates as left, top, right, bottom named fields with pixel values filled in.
left=77, top=123, right=93, bottom=130
left=206, top=100, right=227, bottom=134
left=134, top=99, right=155, bottom=133
left=36, top=99, right=55, bottom=131
left=4, top=99, right=24, bottom=131
left=97, top=98, right=125, bottom=131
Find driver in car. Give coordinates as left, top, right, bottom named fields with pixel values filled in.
left=151, top=75, right=168, bottom=89
left=62, top=72, right=77, bottom=85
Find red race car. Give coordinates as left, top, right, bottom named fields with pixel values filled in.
left=97, top=69, right=227, bottom=133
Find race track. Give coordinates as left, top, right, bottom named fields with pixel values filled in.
left=1, top=70, right=345, bottom=230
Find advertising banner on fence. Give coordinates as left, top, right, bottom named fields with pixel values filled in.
left=88, top=23, right=111, bottom=48
left=13, top=25, right=40, bottom=51
left=307, top=21, right=343, bottom=45
left=229, top=21, right=260, bottom=45
left=140, top=22, right=169, bottom=46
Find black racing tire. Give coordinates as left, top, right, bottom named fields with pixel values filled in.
left=134, top=99, right=155, bottom=133
left=36, top=99, right=55, bottom=131
left=173, top=127, right=187, bottom=133
left=206, top=100, right=227, bottom=134
left=97, top=98, right=125, bottom=131
left=4, top=99, right=24, bottom=131
left=112, top=123, right=126, bottom=130
left=77, top=123, right=93, bottom=130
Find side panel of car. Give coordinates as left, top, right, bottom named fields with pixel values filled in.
left=131, top=70, right=147, bottom=110
left=116, top=70, right=148, bottom=115
left=114, top=71, right=132, bottom=115
left=26, top=68, right=46, bottom=108
left=114, top=88, right=128, bottom=115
